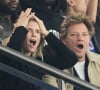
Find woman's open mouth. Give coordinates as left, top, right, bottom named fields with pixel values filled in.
left=30, top=39, right=36, bottom=45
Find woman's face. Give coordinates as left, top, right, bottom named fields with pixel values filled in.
left=25, top=21, right=41, bottom=54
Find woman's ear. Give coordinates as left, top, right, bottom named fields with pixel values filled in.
left=66, top=0, right=75, bottom=6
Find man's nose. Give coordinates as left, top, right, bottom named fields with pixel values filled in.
left=77, top=34, right=83, bottom=40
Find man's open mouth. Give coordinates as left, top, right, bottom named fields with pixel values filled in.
left=77, top=44, right=83, bottom=49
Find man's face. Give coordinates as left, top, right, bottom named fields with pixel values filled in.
left=63, top=23, right=90, bottom=59
left=0, top=0, right=19, bottom=14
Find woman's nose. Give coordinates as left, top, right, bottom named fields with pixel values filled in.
left=32, top=31, right=36, bottom=37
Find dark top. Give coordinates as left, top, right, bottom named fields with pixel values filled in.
left=0, top=16, right=13, bottom=44
left=93, top=16, right=100, bottom=54
left=0, top=26, right=78, bottom=90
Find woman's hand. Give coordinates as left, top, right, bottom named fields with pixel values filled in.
left=33, top=15, right=49, bottom=37
left=14, top=8, right=34, bottom=28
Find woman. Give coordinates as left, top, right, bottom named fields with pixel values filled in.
left=8, top=8, right=77, bottom=69
left=0, top=8, right=78, bottom=90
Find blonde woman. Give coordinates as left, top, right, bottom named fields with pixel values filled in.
left=0, top=8, right=78, bottom=90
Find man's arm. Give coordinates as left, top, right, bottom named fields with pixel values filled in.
left=86, top=0, right=98, bottom=24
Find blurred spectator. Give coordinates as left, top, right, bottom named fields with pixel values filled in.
left=86, top=0, right=100, bottom=53
left=0, top=0, right=19, bottom=45
left=86, top=0, right=98, bottom=24
left=93, top=0, right=100, bottom=54
left=20, top=0, right=67, bottom=32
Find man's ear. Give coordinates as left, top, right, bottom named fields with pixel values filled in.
left=66, top=0, right=75, bottom=6
left=62, top=39, right=66, bottom=45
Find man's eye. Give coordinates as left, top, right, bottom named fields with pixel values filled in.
left=83, top=33, right=88, bottom=36
left=71, top=34, right=77, bottom=36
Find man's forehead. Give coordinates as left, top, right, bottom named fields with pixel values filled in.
left=67, top=23, right=88, bottom=31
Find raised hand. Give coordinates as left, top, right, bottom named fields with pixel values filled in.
left=33, top=15, right=49, bottom=37
left=14, top=8, right=34, bottom=28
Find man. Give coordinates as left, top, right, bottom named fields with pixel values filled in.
left=65, top=0, right=100, bottom=53
left=43, top=15, right=100, bottom=90
left=0, top=0, right=19, bottom=45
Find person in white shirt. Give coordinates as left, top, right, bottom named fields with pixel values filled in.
left=43, top=14, right=100, bottom=90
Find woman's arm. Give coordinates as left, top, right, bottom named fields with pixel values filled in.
left=44, top=33, right=78, bottom=69
left=33, top=15, right=78, bottom=69
left=7, top=8, right=34, bottom=51
left=7, top=26, right=27, bottom=51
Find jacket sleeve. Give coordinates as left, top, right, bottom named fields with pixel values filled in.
left=7, top=26, right=28, bottom=52
left=44, top=33, right=78, bottom=69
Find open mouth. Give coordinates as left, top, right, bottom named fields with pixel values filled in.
left=30, top=40, right=36, bottom=45
left=77, top=44, right=83, bottom=49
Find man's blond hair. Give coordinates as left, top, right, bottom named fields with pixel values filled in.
left=60, top=14, right=95, bottom=40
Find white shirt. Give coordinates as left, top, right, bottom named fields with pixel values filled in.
left=74, top=61, right=85, bottom=80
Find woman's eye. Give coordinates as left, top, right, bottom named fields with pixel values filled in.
left=27, top=28, right=32, bottom=32
left=36, top=30, right=40, bottom=34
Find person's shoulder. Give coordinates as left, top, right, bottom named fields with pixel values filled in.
left=87, top=51, right=100, bottom=62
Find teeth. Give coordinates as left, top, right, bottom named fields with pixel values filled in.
left=77, top=44, right=83, bottom=49
left=30, top=40, right=36, bottom=45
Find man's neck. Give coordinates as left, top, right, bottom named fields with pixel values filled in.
left=78, top=55, right=85, bottom=62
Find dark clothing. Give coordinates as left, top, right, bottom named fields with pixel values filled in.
left=0, top=26, right=78, bottom=90
left=93, top=16, right=100, bottom=54
left=0, top=16, right=13, bottom=44
left=0, top=59, right=42, bottom=90
left=20, top=0, right=67, bottom=32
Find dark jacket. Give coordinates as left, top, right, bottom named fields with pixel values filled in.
left=93, top=16, right=100, bottom=54
left=0, top=26, right=78, bottom=90
left=0, top=16, right=13, bottom=44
